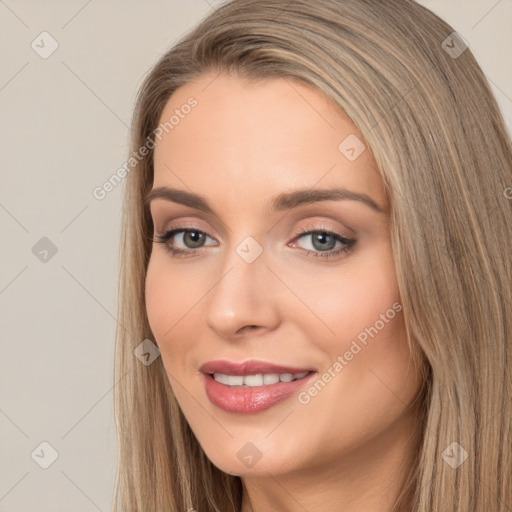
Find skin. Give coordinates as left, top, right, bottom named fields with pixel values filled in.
left=145, top=72, right=424, bottom=512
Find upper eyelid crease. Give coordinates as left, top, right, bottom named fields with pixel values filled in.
left=145, top=186, right=386, bottom=214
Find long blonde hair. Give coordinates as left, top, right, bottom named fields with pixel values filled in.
left=113, top=1, right=512, bottom=510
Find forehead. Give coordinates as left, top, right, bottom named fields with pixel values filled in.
left=153, top=72, right=385, bottom=207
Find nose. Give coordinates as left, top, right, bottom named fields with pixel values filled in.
left=204, top=242, right=281, bottom=339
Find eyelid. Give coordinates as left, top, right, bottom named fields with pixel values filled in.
left=154, top=219, right=217, bottom=238
left=150, top=207, right=230, bottom=240
left=156, top=219, right=352, bottom=243
left=289, top=220, right=353, bottom=240
left=154, top=226, right=218, bottom=245
left=290, top=229, right=351, bottom=245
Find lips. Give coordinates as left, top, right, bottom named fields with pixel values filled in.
left=200, top=359, right=316, bottom=413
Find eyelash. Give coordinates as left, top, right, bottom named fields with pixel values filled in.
left=152, top=226, right=356, bottom=261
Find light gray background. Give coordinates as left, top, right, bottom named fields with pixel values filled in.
left=1, top=1, right=510, bottom=510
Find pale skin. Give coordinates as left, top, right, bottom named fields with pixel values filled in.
left=145, top=72, right=424, bottom=512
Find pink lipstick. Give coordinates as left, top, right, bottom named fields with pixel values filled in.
left=200, top=359, right=316, bottom=413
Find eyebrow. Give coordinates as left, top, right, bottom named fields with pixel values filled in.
left=145, top=186, right=385, bottom=213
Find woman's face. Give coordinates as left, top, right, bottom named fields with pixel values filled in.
left=146, top=72, right=423, bottom=477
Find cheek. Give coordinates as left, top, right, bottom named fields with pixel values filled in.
left=292, top=243, right=418, bottom=415
left=145, top=239, right=405, bottom=371
left=145, top=256, right=198, bottom=358
left=290, top=243, right=403, bottom=357
left=145, top=257, right=203, bottom=412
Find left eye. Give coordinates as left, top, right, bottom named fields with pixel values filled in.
left=294, top=231, right=343, bottom=252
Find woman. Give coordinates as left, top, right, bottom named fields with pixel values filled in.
left=113, top=1, right=512, bottom=510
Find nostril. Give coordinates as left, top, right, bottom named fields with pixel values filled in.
left=237, top=325, right=259, bottom=334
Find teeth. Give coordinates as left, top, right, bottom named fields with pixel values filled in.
left=213, top=371, right=309, bottom=387
left=244, top=374, right=264, bottom=386
left=263, top=373, right=280, bottom=385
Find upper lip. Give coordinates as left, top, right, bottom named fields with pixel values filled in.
left=200, top=359, right=314, bottom=376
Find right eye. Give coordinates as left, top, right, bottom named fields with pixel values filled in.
left=153, top=228, right=218, bottom=257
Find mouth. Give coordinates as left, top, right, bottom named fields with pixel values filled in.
left=200, top=360, right=316, bottom=413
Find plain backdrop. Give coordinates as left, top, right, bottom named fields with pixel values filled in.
left=0, top=1, right=511, bottom=510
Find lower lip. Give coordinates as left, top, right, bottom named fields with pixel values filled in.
left=203, top=373, right=315, bottom=413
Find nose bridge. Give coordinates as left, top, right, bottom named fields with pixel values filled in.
left=204, top=234, right=279, bottom=336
